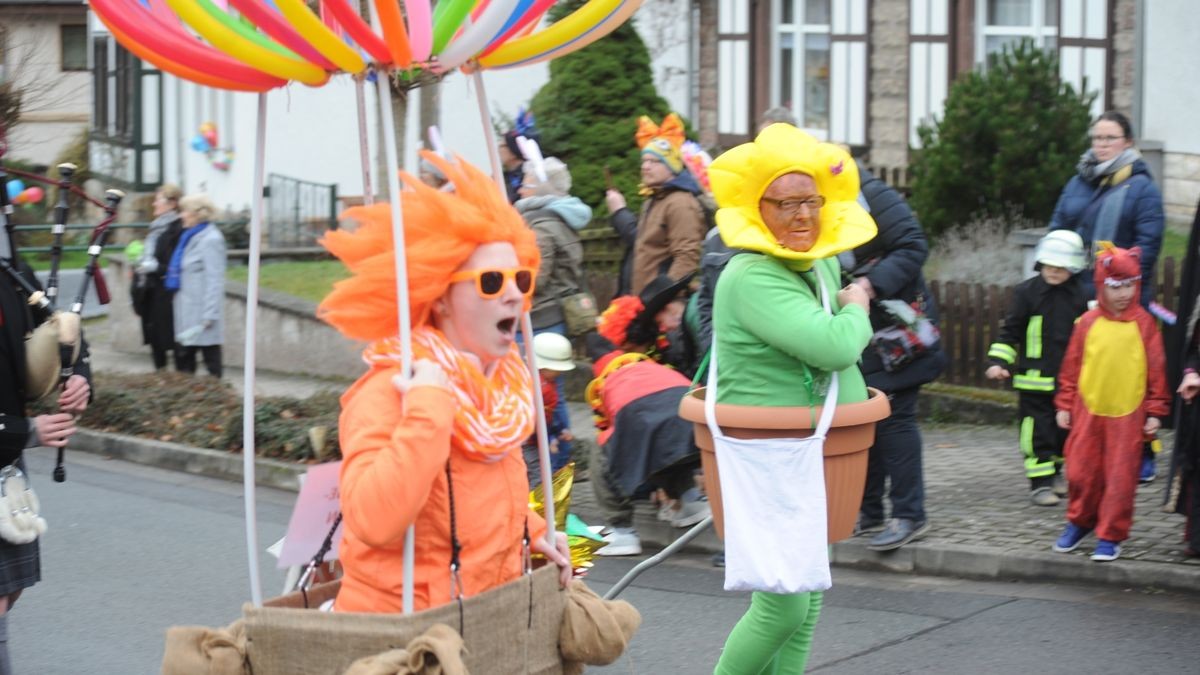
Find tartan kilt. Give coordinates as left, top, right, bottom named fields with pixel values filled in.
left=0, top=458, right=41, bottom=596
left=0, top=538, right=40, bottom=596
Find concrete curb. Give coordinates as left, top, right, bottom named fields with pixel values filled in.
left=570, top=496, right=1200, bottom=597
left=72, top=429, right=306, bottom=492
left=72, top=427, right=1200, bottom=596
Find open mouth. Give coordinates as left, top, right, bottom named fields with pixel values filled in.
left=497, top=317, right=517, bottom=336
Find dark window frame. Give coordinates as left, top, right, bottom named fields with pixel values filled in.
left=60, top=24, right=88, bottom=72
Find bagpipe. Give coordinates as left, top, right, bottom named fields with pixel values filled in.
left=1, top=160, right=125, bottom=482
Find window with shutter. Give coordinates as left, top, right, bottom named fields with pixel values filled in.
left=910, top=0, right=952, bottom=147
left=717, top=0, right=754, bottom=146
left=1057, top=0, right=1110, bottom=117
left=767, top=0, right=867, bottom=144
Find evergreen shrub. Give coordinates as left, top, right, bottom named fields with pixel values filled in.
left=909, top=40, right=1095, bottom=237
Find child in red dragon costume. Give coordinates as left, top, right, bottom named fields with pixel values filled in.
left=1052, top=243, right=1170, bottom=562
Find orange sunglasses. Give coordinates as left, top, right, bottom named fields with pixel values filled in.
left=448, top=267, right=536, bottom=298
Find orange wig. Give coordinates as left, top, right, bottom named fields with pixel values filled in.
left=318, top=153, right=540, bottom=342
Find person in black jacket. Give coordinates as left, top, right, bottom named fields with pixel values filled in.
left=133, top=184, right=184, bottom=370
left=985, top=231, right=1089, bottom=506
left=842, top=164, right=947, bottom=552
left=0, top=224, right=91, bottom=673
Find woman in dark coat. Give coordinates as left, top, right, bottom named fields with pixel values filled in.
left=0, top=227, right=90, bottom=671
left=843, top=163, right=946, bottom=552
left=1048, top=110, right=1165, bottom=306
left=134, top=184, right=183, bottom=370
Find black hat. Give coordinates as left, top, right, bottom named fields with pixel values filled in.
left=625, top=273, right=694, bottom=346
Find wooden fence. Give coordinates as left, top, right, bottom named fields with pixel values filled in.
left=934, top=255, right=1181, bottom=389
left=579, top=219, right=1184, bottom=389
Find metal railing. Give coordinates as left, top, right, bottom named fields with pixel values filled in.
left=266, top=173, right=338, bottom=248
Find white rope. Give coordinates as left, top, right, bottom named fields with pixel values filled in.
left=242, top=92, right=268, bottom=608
left=471, top=69, right=558, bottom=549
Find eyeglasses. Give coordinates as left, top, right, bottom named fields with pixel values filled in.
left=449, top=267, right=535, bottom=298
left=761, top=195, right=826, bottom=214
left=1090, top=134, right=1126, bottom=144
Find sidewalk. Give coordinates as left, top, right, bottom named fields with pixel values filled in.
left=83, top=333, right=1200, bottom=594
left=568, top=408, right=1200, bottom=593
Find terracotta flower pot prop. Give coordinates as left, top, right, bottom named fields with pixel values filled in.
left=678, top=387, right=891, bottom=543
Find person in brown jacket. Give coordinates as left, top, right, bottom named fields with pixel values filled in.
left=606, top=113, right=708, bottom=296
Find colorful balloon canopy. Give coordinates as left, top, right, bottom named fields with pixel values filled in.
left=89, top=0, right=645, bottom=92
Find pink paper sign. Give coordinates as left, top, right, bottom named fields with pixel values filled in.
left=278, top=461, right=344, bottom=569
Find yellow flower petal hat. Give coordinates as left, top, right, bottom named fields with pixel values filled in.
left=708, top=124, right=877, bottom=262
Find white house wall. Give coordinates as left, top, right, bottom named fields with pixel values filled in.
left=2, top=7, right=91, bottom=167
left=1142, top=0, right=1200, bottom=224
left=163, top=77, right=384, bottom=215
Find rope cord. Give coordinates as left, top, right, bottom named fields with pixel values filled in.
left=444, top=461, right=465, bottom=635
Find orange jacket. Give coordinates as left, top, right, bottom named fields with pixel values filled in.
left=334, top=364, right=547, bottom=613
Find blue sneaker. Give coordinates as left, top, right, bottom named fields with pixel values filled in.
left=1139, top=456, right=1156, bottom=484
left=1091, top=539, right=1121, bottom=562
left=1052, top=523, right=1092, bottom=552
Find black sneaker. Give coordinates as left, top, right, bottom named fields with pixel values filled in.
left=711, top=552, right=725, bottom=567
left=867, top=518, right=929, bottom=551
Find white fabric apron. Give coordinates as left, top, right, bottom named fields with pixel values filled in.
left=705, top=278, right=836, bottom=594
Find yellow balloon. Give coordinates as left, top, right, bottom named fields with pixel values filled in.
left=164, top=0, right=328, bottom=85
left=273, top=0, right=366, bottom=75
left=479, top=0, right=643, bottom=69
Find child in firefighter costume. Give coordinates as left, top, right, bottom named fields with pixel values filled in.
left=1052, top=244, right=1170, bottom=562
left=986, top=231, right=1089, bottom=506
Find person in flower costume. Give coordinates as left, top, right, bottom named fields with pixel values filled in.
left=708, top=124, right=877, bottom=673
left=317, top=154, right=572, bottom=613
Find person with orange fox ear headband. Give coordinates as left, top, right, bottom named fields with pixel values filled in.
left=317, top=153, right=571, bottom=613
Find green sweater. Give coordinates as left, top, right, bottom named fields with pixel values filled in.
left=712, top=254, right=872, bottom=407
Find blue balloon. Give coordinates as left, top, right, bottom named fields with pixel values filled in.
left=5, top=179, right=25, bottom=201
left=190, top=135, right=212, bottom=153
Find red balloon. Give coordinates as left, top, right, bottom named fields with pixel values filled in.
left=22, top=186, right=45, bottom=203
left=226, top=0, right=339, bottom=70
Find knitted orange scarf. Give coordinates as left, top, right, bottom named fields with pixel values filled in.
left=365, top=326, right=534, bottom=462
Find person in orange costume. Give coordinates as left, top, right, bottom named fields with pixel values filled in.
left=317, top=153, right=571, bottom=613
left=1052, top=244, right=1170, bottom=562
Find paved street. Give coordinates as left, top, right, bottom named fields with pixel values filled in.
left=9, top=448, right=1200, bottom=674
left=586, top=553, right=1200, bottom=674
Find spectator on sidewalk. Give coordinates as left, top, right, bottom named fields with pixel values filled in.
left=1052, top=245, right=1169, bottom=562
left=168, top=194, right=226, bottom=378
left=515, top=156, right=593, bottom=467
left=588, top=274, right=708, bottom=557
left=843, top=163, right=947, bottom=551
left=499, top=131, right=527, bottom=204
left=132, top=183, right=184, bottom=370
left=523, top=333, right=577, bottom=488
left=606, top=113, right=707, bottom=296
left=986, top=231, right=1089, bottom=507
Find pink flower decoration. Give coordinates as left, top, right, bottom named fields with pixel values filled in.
left=830, top=160, right=845, bottom=176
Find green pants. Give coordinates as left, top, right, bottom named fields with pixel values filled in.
left=714, top=591, right=823, bottom=674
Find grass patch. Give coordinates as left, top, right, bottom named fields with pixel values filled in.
left=226, top=260, right=349, bottom=303
left=48, top=372, right=341, bottom=462
left=925, top=381, right=1018, bottom=405
left=24, top=250, right=116, bottom=271
left=1161, top=227, right=1187, bottom=264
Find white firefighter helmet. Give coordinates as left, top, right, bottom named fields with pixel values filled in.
left=1035, top=230, right=1086, bottom=273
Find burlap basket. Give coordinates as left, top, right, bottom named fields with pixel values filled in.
left=242, top=566, right=566, bottom=675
